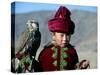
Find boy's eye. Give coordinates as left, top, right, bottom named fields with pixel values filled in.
left=61, top=34, right=64, bottom=37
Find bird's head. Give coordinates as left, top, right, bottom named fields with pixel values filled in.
left=26, top=20, right=39, bottom=33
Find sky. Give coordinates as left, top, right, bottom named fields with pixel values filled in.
left=11, top=1, right=97, bottom=14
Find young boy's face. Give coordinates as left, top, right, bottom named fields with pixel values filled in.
left=53, top=32, right=71, bottom=47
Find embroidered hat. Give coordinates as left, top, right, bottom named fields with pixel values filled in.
left=48, top=6, right=75, bottom=34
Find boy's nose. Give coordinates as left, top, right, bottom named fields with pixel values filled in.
left=63, top=35, right=67, bottom=41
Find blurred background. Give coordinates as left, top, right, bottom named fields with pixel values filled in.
left=11, top=2, right=97, bottom=69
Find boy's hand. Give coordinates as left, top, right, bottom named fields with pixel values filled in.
left=79, top=60, right=90, bottom=69
left=76, top=60, right=90, bottom=69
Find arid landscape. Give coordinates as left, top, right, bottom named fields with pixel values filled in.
left=12, top=9, right=97, bottom=69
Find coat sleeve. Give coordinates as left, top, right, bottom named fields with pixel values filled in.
left=71, top=48, right=79, bottom=69
left=66, top=48, right=79, bottom=70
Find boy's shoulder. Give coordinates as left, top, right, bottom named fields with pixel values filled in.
left=38, top=42, right=54, bottom=59
left=44, top=42, right=54, bottom=48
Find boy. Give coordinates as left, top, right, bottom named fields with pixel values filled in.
left=38, top=6, right=89, bottom=71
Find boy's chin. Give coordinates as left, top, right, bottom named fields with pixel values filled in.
left=60, top=43, right=69, bottom=47
left=60, top=45, right=66, bottom=48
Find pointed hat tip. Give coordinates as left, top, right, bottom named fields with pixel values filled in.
left=54, top=6, right=71, bottom=19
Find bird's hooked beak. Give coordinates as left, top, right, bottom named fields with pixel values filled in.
left=27, top=20, right=38, bottom=33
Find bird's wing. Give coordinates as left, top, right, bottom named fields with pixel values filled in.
left=15, top=30, right=29, bottom=53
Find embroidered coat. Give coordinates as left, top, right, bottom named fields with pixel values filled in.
left=38, top=44, right=79, bottom=71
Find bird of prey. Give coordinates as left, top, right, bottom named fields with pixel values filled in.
left=13, top=20, right=41, bottom=73
left=15, top=20, right=41, bottom=57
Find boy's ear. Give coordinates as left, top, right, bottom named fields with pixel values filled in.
left=51, top=32, right=55, bottom=36
left=51, top=32, right=56, bottom=44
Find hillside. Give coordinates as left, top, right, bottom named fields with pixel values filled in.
left=11, top=10, right=97, bottom=68
left=12, top=10, right=97, bottom=51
